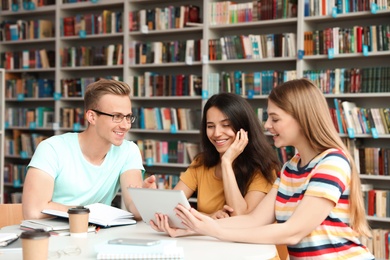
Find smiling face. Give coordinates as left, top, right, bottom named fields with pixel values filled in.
left=264, top=100, right=302, bottom=148
left=93, top=94, right=132, bottom=146
left=206, top=106, right=236, bottom=155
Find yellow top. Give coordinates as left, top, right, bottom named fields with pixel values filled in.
left=180, top=161, right=273, bottom=214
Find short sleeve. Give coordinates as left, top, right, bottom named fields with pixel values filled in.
left=247, top=170, right=275, bottom=194
left=28, top=138, right=60, bottom=179
left=305, top=151, right=351, bottom=204
left=179, top=161, right=199, bottom=191
left=119, top=141, right=145, bottom=175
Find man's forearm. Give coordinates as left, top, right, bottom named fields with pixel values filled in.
left=23, top=201, right=75, bottom=220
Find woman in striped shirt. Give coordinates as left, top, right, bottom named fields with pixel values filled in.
left=153, top=78, right=374, bottom=260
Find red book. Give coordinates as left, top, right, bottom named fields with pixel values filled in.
left=356, top=26, right=363, bottom=53
left=63, top=17, right=75, bottom=36
left=175, top=74, right=184, bottom=96
left=367, top=189, right=376, bottom=216
left=386, top=229, right=389, bottom=259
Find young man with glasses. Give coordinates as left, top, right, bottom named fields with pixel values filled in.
left=22, top=79, right=156, bottom=220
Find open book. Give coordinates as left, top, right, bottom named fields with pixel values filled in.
left=41, top=203, right=136, bottom=227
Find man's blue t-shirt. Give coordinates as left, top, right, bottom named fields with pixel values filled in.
left=28, top=133, right=145, bottom=206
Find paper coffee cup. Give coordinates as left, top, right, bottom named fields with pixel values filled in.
left=68, top=206, right=90, bottom=238
left=20, top=230, right=50, bottom=260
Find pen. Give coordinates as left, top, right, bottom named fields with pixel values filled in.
left=0, top=236, right=19, bottom=247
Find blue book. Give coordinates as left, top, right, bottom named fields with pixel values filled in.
left=154, top=107, right=163, bottom=130
left=360, top=108, right=370, bottom=134
left=9, top=24, right=18, bottom=41
left=139, top=107, right=145, bottom=129
left=253, top=72, right=261, bottom=95
left=304, top=0, right=310, bottom=16
left=339, top=68, right=345, bottom=93
left=333, top=98, right=344, bottom=134
left=234, top=71, right=242, bottom=95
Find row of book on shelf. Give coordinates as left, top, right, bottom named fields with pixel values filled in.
left=207, top=70, right=297, bottom=97
left=304, top=24, right=390, bottom=56
left=304, top=0, right=389, bottom=17
left=5, top=77, right=54, bottom=98
left=209, top=33, right=297, bottom=61
left=60, top=44, right=123, bottom=67
left=361, top=228, right=390, bottom=260
left=3, top=163, right=27, bottom=188
left=129, top=39, right=201, bottom=65
left=207, top=66, right=390, bottom=99
left=1, top=49, right=54, bottom=69
left=1, top=0, right=54, bottom=11
left=209, top=0, right=298, bottom=25
left=304, top=67, right=390, bottom=94
left=5, top=107, right=54, bottom=128
left=357, top=147, right=390, bottom=176
left=129, top=4, right=201, bottom=32
left=363, top=184, right=390, bottom=219
left=61, top=10, right=122, bottom=37
left=331, top=99, right=390, bottom=136
left=4, top=106, right=84, bottom=129
left=128, top=73, right=202, bottom=97
left=6, top=48, right=104, bottom=70
left=5, top=76, right=121, bottom=99
left=4, top=130, right=48, bottom=157
left=62, top=0, right=88, bottom=3
left=132, top=107, right=201, bottom=132
left=136, top=139, right=200, bottom=166
left=0, top=19, right=53, bottom=42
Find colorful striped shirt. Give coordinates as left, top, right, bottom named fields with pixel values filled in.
left=273, top=148, right=374, bottom=260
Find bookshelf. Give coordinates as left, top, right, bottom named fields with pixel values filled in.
left=299, top=2, right=390, bottom=235
left=127, top=0, right=204, bottom=188
left=0, top=0, right=390, bottom=244
left=0, top=68, right=4, bottom=203
left=0, top=2, right=56, bottom=203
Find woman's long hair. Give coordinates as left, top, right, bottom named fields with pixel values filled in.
left=268, top=78, right=371, bottom=237
left=192, top=93, right=280, bottom=196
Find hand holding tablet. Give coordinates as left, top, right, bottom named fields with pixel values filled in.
left=127, top=188, right=191, bottom=229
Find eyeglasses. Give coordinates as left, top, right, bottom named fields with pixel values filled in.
left=49, top=246, right=81, bottom=259
left=91, top=109, right=136, bottom=123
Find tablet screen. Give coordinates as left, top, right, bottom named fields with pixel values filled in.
left=127, top=188, right=191, bottom=229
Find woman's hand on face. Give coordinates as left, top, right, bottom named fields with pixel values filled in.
left=222, top=129, right=248, bottom=164
left=150, top=213, right=195, bottom=238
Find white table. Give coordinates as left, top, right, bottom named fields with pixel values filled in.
left=0, top=221, right=276, bottom=260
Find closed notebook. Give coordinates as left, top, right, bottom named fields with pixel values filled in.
left=95, top=240, right=184, bottom=259
left=21, top=218, right=96, bottom=236
left=21, top=218, right=70, bottom=231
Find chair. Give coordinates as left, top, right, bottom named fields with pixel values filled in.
left=276, top=244, right=289, bottom=260
left=0, top=203, right=23, bottom=228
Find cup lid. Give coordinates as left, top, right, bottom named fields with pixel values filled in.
left=20, top=230, right=50, bottom=239
left=68, top=206, right=90, bottom=214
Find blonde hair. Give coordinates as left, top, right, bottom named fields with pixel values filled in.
left=84, top=79, right=131, bottom=110
left=268, top=78, right=371, bottom=237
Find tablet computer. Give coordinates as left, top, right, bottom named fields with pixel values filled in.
left=127, top=188, right=191, bottom=229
